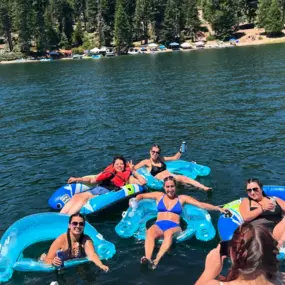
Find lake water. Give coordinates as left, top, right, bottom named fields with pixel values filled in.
left=1, top=44, right=285, bottom=284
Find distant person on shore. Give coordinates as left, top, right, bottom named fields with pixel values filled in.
left=135, top=176, right=225, bottom=269
left=61, top=155, right=146, bottom=215
left=41, top=213, right=109, bottom=272
left=195, top=223, right=285, bottom=285
left=134, top=144, right=212, bottom=191
left=239, top=178, right=285, bottom=248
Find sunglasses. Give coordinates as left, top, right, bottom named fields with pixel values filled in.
left=246, top=187, right=259, bottom=193
left=163, top=175, right=175, bottom=181
left=71, top=221, right=85, bottom=227
left=151, top=150, right=160, bottom=155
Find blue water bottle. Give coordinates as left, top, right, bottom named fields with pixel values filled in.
left=180, top=141, right=187, bottom=153
left=56, top=249, right=64, bottom=268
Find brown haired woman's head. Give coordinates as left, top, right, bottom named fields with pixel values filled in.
left=163, top=176, right=177, bottom=198
left=149, top=144, right=161, bottom=159
left=226, top=223, right=279, bottom=281
left=245, top=178, right=265, bottom=201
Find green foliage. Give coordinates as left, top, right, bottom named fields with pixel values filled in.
left=71, top=46, right=84, bottom=54
left=206, top=34, right=216, bottom=40
left=256, top=0, right=271, bottom=27
left=203, top=0, right=238, bottom=39
left=264, top=0, right=284, bottom=35
left=0, top=0, right=13, bottom=51
left=114, top=0, right=131, bottom=50
left=73, top=21, right=84, bottom=46
left=0, top=52, right=24, bottom=61
left=161, top=0, right=181, bottom=42
left=135, top=0, right=152, bottom=42
left=183, top=0, right=201, bottom=40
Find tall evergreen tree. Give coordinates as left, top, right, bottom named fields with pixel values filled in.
left=184, top=0, right=200, bottom=40
left=135, top=0, right=152, bottom=43
left=114, top=0, right=131, bottom=51
left=256, top=0, right=271, bottom=27
left=0, top=0, right=13, bottom=51
left=101, top=0, right=116, bottom=45
left=161, top=0, right=181, bottom=42
left=203, top=0, right=238, bottom=39
left=86, top=0, right=98, bottom=32
left=15, top=0, right=32, bottom=52
left=150, top=0, right=167, bottom=41
left=264, top=0, right=283, bottom=35
left=32, top=0, right=49, bottom=52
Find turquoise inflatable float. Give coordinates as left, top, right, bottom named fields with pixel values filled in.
left=115, top=199, right=216, bottom=243
left=136, top=160, right=211, bottom=190
left=0, top=213, right=116, bottom=283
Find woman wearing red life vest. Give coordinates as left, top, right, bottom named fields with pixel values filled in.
left=61, top=155, right=146, bottom=215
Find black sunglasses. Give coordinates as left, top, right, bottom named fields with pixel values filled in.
left=151, top=150, right=160, bottom=155
left=246, top=187, right=259, bottom=193
left=71, top=221, right=85, bottom=227
left=163, top=175, right=175, bottom=182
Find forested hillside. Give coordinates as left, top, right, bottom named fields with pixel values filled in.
left=0, top=0, right=284, bottom=53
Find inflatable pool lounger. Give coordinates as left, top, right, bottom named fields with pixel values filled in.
left=115, top=199, right=216, bottom=243
left=0, top=213, right=116, bottom=283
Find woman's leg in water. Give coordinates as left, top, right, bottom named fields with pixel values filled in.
left=155, top=170, right=211, bottom=191
left=60, top=192, right=94, bottom=215
left=152, top=227, right=181, bottom=268
left=142, top=225, right=163, bottom=262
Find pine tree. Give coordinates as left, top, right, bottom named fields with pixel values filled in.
left=73, top=21, right=84, bottom=46
left=0, top=0, right=13, bottom=51
left=203, top=0, right=238, bottom=39
left=32, top=0, right=49, bottom=52
left=15, top=0, right=33, bottom=52
left=161, top=0, right=181, bottom=43
left=264, top=0, right=284, bottom=35
left=86, top=0, right=98, bottom=32
left=101, top=0, right=116, bottom=46
left=114, top=0, right=131, bottom=52
left=256, top=0, right=271, bottom=27
left=135, top=0, right=152, bottom=43
left=184, top=0, right=200, bottom=40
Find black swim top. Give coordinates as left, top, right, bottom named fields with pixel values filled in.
left=249, top=197, right=282, bottom=225
left=150, top=161, right=166, bottom=176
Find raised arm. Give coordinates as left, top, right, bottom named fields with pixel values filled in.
left=180, top=195, right=225, bottom=213
left=163, top=151, right=182, bottom=161
left=84, top=237, right=109, bottom=272
left=239, top=198, right=263, bottom=222
left=136, top=192, right=162, bottom=202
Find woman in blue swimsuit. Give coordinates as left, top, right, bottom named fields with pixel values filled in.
left=135, top=144, right=212, bottom=191
left=135, top=176, right=225, bottom=268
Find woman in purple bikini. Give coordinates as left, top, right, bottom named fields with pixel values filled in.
left=135, top=176, right=225, bottom=269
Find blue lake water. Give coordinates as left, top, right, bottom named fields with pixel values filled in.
left=1, top=44, right=285, bottom=284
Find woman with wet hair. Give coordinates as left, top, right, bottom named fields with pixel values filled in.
left=240, top=178, right=285, bottom=247
left=135, top=176, right=224, bottom=269
left=195, top=223, right=285, bottom=285
left=135, top=144, right=212, bottom=191
left=42, top=213, right=109, bottom=272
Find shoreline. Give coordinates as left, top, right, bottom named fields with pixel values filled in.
left=1, top=36, right=285, bottom=65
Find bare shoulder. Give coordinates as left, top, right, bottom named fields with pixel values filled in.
left=240, top=197, right=249, bottom=206
left=203, top=280, right=222, bottom=285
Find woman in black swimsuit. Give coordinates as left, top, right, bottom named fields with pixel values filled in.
left=240, top=178, right=285, bottom=247
left=134, top=144, right=212, bottom=191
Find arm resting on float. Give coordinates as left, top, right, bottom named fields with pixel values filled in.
left=239, top=198, right=263, bottom=222
left=136, top=192, right=161, bottom=201
left=68, top=175, right=100, bottom=184
left=181, top=195, right=224, bottom=212
left=134, top=159, right=149, bottom=170
left=84, top=238, right=108, bottom=271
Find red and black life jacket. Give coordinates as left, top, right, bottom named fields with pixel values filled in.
left=95, top=164, right=131, bottom=188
